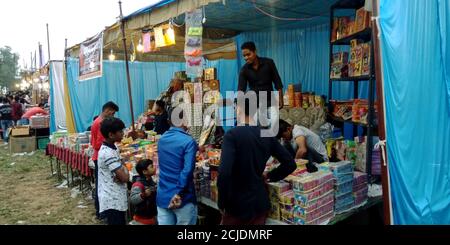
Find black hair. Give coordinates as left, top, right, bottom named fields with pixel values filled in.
left=100, top=117, right=125, bottom=139
left=14, top=96, right=20, bottom=102
left=241, top=41, right=256, bottom=52
left=93, top=116, right=98, bottom=121
left=3, top=97, right=10, bottom=104
left=38, top=102, right=45, bottom=107
left=102, top=101, right=119, bottom=112
left=135, top=159, right=153, bottom=177
left=277, top=119, right=292, bottom=139
left=155, top=100, right=166, bottom=110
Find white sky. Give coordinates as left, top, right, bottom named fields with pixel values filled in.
left=0, top=0, right=161, bottom=69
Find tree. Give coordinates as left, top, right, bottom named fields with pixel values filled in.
left=0, top=46, right=20, bottom=89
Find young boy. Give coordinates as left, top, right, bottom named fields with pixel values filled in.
left=130, top=159, right=157, bottom=225
left=97, top=117, right=129, bottom=225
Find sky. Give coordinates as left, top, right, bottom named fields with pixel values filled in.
left=0, top=0, right=161, bottom=69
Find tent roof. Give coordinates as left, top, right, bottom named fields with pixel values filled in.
left=67, top=0, right=354, bottom=62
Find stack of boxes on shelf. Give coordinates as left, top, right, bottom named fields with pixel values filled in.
left=353, top=171, right=369, bottom=206
left=349, top=39, right=371, bottom=77
left=331, top=7, right=371, bottom=42
left=291, top=171, right=335, bottom=225
left=330, top=52, right=349, bottom=79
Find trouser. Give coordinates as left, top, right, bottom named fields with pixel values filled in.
left=0, top=120, right=13, bottom=142
left=94, top=160, right=100, bottom=218
left=103, top=209, right=126, bottom=225
left=157, top=203, right=198, bottom=225
left=221, top=212, right=268, bottom=225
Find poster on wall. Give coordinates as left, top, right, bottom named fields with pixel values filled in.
left=79, top=32, right=103, bottom=81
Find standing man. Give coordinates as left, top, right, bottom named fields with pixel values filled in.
left=217, top=97, right=296, bottom=225
left=238, top=41, right=284, bottom=131
left=11, top=96, right=23, bottom=126
left=0, top=97, right=13, bottom=144
left=157, top=109, right=198, bottom=225
left=90, top=101, right=119, bottom=220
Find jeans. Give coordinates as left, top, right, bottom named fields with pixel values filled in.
left=103, top=209, right=126, bottom=225
left=0, top=120, right=13, bottom=142
left=157, top=202, right=198, bottom=225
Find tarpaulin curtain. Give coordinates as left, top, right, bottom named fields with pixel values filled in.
left=49, top=61, right=66, bottom=133
left=380, top=0, right=450, bottom=224
left=235, top=25, right=368, bottom=100
left=66, top=59, right=184, bottom=132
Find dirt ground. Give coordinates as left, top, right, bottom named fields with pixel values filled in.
left=0, top=144, right=99, bottom=225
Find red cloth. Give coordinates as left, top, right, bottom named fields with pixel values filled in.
left=90, top=116, right=104, bottom=161
left=22, top=107, right=48, bottom=119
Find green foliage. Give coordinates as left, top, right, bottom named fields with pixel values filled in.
left=0, top=46, right=20, bottom=88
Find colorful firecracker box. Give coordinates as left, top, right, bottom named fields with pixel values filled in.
left=294, top=191, right=334, bottom=215
left=294, top=180, right=335, bottom=206
left=291, top=170, right=334, bottom=192
left=335, top=179, right=354, bottom=196
left=294, top=201, right=335, bottom=225
left=332, top=52, right=349, bottom=64
left=353, top=171, right=368, bottom=186
left=267, top=181, right=291, bottom=199
left=354, top=187, right=369, bottom=206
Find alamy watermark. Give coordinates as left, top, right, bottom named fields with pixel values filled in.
left=169, top=90, right=280, bottom=137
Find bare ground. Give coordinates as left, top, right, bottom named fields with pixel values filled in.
left=0, top=144, right=100, bottom=225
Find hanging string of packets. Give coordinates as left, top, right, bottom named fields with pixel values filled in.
left=185, top=8, right=204, bottom=77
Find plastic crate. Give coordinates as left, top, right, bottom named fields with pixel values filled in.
left=37, top=137, right=50, bottom=150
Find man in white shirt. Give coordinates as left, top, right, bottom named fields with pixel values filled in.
left=277, top=119, right=328, bottom=169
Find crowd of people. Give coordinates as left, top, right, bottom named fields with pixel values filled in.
left=0, top=91, right=49, bottom=144
left=89, top=41, right=330, bottom=226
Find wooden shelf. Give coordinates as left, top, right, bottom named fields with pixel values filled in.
left=332, top=28, right=372, bottom=45
left=330, top=75, right=372, bottom=81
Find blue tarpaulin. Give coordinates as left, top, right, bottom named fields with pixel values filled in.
left=380, top=0, right=450, bottom=224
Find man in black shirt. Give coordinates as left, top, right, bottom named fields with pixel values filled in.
left=217, top=96, right=296, bottom=225
left=238, top=42, right=284, bottom=133
left=0, top=97, right=13, bottom=143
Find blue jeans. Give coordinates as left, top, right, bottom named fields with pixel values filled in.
left=157, top=202, right=198, bottom=225
left=0, top=120, right=13, bottom=142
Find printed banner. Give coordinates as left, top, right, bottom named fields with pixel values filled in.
left=79, top=32, right=103, bottom=81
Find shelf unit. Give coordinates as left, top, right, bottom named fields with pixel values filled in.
left=328, top=0, right=377, bottom=181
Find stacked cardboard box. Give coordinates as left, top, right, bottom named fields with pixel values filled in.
left=267, top=181, right=291, bottom=220
left=291, top=170, right=335, bottom=225
left=353, top=171, right=368, bottom=206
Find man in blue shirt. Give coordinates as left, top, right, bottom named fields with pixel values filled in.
left=156, top=109, right=198, bottom=225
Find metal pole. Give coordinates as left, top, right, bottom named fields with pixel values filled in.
left=46, top=23, right=51, bottom=61
left=118, top=0, right=136, bottom=133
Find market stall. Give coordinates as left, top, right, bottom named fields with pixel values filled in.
left=48, top=0, right=388, bottom=225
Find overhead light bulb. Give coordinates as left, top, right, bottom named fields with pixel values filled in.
left=136, top=39, right=144, bottom=52
left=109, top=49, right=116, bottom=61
left=38, top=84, right=43, bottom=89
left=15, top=84, right=20, bottom=88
